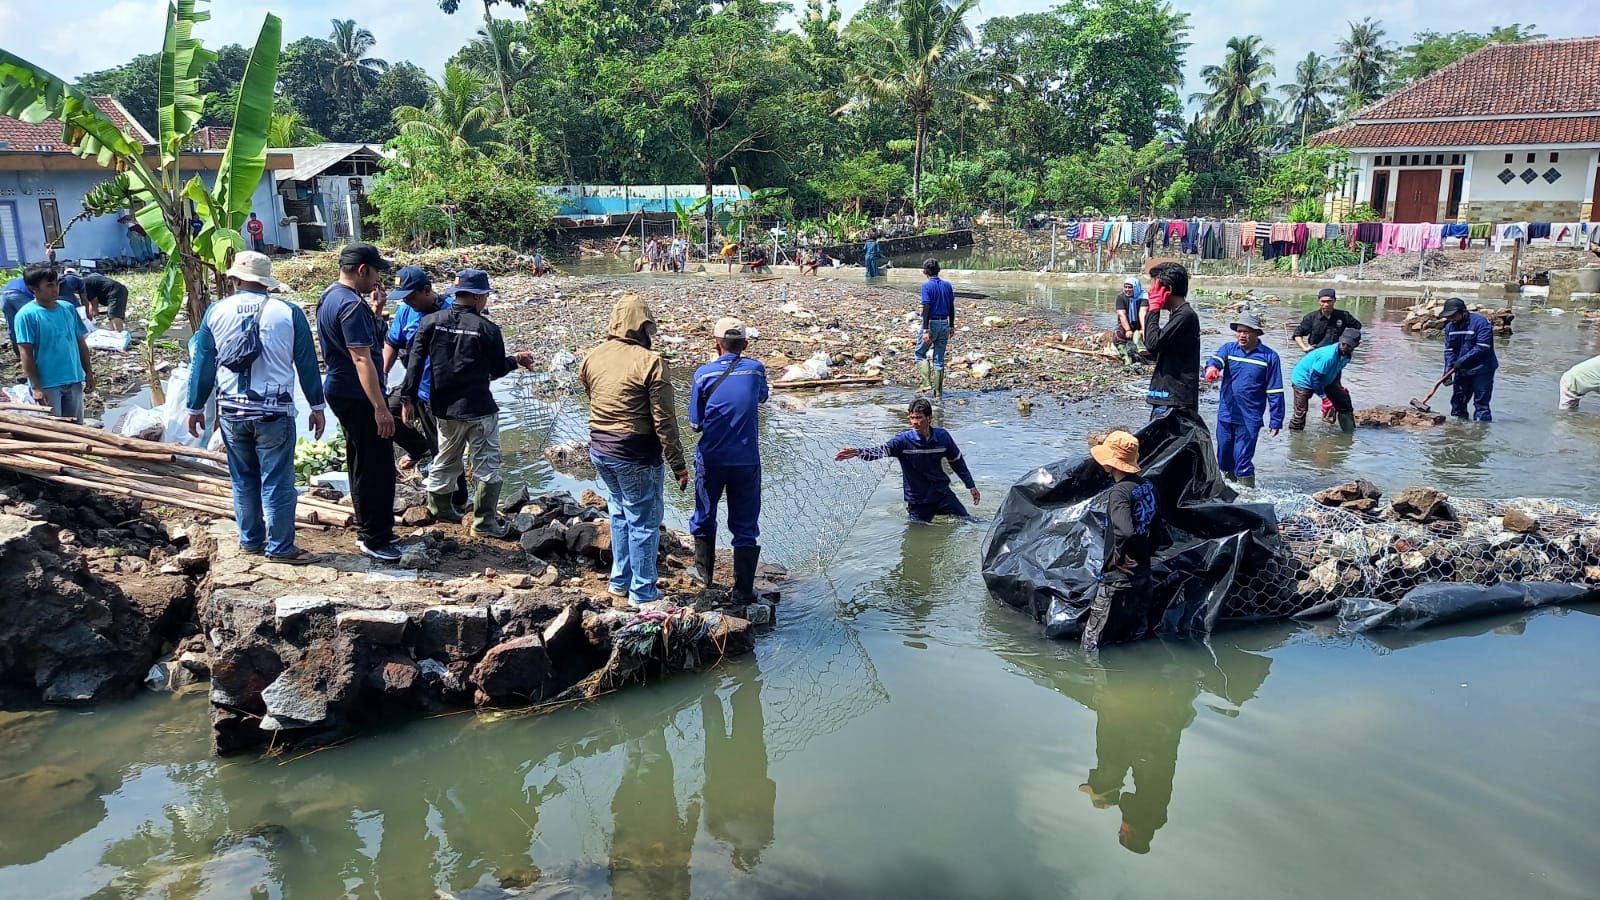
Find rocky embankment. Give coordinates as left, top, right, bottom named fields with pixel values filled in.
left=0, top=473, right=203, bottom=703
left=197, top=487, right=781, bottom=755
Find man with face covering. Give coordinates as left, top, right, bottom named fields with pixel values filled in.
left=580, top=294, right=688, bottom=605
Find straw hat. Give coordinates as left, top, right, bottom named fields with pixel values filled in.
left=1090, top=431, right=1141, bottom=474
left=224, top=251, right=283, bottom=290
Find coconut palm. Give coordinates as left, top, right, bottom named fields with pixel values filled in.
left=329, top=19, right=389, bottom=108
left=393, top=64, right=502, bottom=160
left=1335, top=17, right=1394, bottom=109
left=1192, top=35, right=1277, bottom=128
left=267, top=106, right=325, bottom=148
left=841, top=0, right=987, bottom=216
left=1281, top=52, right=1336, bottom=145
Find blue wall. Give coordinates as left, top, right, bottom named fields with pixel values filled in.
left=0, top=167, right=286, bottom=266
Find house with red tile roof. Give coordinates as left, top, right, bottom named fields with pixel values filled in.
left=0, top=96, right=292, bottom=267
left=1314, top=36, right=1600, bottom=224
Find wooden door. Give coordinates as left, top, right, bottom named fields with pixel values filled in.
left=1392, top=170, right=1442, bottom=223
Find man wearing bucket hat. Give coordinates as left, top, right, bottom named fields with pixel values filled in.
left=1083, top=431, right=1162, bottom=652
left=1202, top=312, right=1284, bottom=487
left=403, top=269, right=535, bottom=537
left=1289, top=329, right=1359, bottom=433
left=186, top=251, right=326, bottom=564
left=686, top=316, right=769, bottom=601
left=1440, top=297, right=1498, bottom=422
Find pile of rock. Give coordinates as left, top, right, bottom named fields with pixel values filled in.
left=0, top=473, right=204, bottom=703
left=1353, top=406, right=1446, bottom=428
left=1401, top=298, right=1515, bottom=335
left=1282, top=483, right=1600, bottom=606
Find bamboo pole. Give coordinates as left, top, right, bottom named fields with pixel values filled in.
left=0, top=412, right=229, bottom=462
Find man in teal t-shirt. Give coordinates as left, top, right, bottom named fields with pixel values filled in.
left=13, top=267, right=95, bottom=422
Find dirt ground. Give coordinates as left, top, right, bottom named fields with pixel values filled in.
left=1319, top=246, right=1595, bottom=282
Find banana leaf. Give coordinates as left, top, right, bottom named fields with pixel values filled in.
left=0, top=52, right=145, bottom=165
left=211, top=13, right=280, bottom=231
left=149, top=255, right=184, bottom=341
left=156, top=0, right=216, bottom=165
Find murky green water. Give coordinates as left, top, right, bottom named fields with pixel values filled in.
left=5, top=275, right=1600, bottom=899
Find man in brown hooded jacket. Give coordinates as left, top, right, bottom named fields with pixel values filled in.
left=580, top=294, right=687, bottom=605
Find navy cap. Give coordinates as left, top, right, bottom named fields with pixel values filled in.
left=339, top=242, right=392, bottom=272
left=58, top=272, right=84, bottom=298
left=442, top=268, right=493, bottom=296
left=388, top=265, right=431, bottom=301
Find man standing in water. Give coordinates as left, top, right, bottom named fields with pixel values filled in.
left=1289, top=330, right=1359, bottom=433
left=1083, top=431, right=1161, bottom=652
left=834, top=398, right=980, bottom=522
left=1139, top=262, right=1200, bottom=420
left=914, top=258, right=955, bottom=401
left=1293, top=288, right=1360, bottom=420
left=1203, top=313, right=1284, bottom=487
left=1441, top=297, right=1498, bottom=422
left=686, top=317, right=768, bottom=602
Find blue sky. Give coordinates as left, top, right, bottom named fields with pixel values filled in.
left=12, top=0, right=1590, bottom=103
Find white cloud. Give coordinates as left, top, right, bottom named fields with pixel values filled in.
left=32, top=0, right=1596, bottom=98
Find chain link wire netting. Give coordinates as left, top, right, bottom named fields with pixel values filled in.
left=500, top=365, right=892, bottom=576
left=1219, top=491, right=1600, bottom=620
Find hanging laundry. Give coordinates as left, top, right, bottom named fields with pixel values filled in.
left=1467, top=222, right=1492, bottom=241
left=1419, top=225, right=1443, bottom=251
left=1290, top=223, right=1309, bottom=256
left=1224, top=221, right=1241, bottom=258
left=1527, top=222, right=1551, bottom=241
left=1441, top=224, right=1468, bottom=239
left=1130, top=221, right=1148, bottom=245
left=1353, top=222, right=1382, bottom=246
left=1241, top=222, right=1257, bottom=250
left=1269, top=222, right=1295, bottom=244
left=1179, top=221, right=1197, bottom=254
left=1492, top=223, right=1528, bottom=251
left=1324, top=223, right=1340, bottom=240
left=1376, top=223, right=1400, bottom=255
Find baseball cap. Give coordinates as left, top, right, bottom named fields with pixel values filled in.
left=1440, top=297, right=1468, bottom=317
left=388, top=266, right=431, bottom=301
left=714, top=316, right=747, bottom=339
left=1317, top=288, right=1337, bottom=299
left=339, top=242, right=392, bottom=272
left=1338, top=329, right=1361, bottom=349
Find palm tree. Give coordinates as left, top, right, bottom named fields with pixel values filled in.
left=1335, top=17, right=1394, bottom=109
left=1192, top=35, right=1277, bottom=128
left=841, top=0, right=987, bottom=218
left=393, top=64, right=501, bottom=160
left=437, top=0, right=516, bottom=119
left=473, top=18, right=533, bottom=118
left=267, top=107, right=325, bottom=148
left=329, top=19, right=389, bottom=109
left=1281, top=52, right=1335, bottom=145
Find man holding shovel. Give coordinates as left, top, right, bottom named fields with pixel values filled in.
left=1440, top=297, right=1498, bottom=422
left=1203, top=313, right=1284, bottom=487
left=1289, top=330, right=1359, bottom=433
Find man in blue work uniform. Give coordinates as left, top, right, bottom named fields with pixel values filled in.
left=835, top=397, right=981, bottom=522
left=686, top=317, right=769, bottom=602
left=1202, top=312, right=1284, bottom=487
left=1440, top=297, right=1498, bottom=422
left=1289, top=329, right=1359, bottom=433
left=915, top=257, right=955, bottom=400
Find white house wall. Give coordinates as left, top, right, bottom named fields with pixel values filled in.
left=0, top=167, right=285, bottom=267
left=1466, top=149, right=1590, bottom=203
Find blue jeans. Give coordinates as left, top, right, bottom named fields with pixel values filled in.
left=40, top=382, right=85, bottom=423
left=219, top=416, right=300, bottom=557
left=688, top=462, right=761, bottom=547
left=915, top=319, right=951, bottom=371
left=590, top=451, right=665, bottom=603
left=1215, top=421, right=1262, bottom=478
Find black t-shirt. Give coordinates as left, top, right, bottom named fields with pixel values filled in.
left=1103, top=475, right=1161, bottom=584
left=1144, top=302, right=1200, bottom=410
left=316, top=283, right=383, bottom=403
left=83, top=274, right=127, bottom=305
left=1294, top=308, right=1361, bottom=348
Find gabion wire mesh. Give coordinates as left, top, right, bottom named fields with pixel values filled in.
left=1219, top=492, right=1600, bottom=620
left=502, top=367, right=889, bottom=575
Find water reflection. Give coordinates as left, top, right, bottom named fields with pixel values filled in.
left=1004, top=632, right=1279, bottom=856
left=700, top=669, right=776, bottom=872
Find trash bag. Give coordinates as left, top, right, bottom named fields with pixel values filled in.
left=1335, top=582, right=1598, bottom=633
left=981, top=408, right=1292, bottom=641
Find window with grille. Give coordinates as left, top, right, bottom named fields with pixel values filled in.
left=39, top=198, right=62, bottom=248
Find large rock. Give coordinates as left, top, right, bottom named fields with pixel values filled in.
left=336, top=609, right=411, bottom=645
left=1312, top=480, right=1383, bottom=512
left=471, top=634, right=555, bottom=706
left=366, top=654, right=420, bottom=697
left=260, top=636, right=359, bottom=730
left=1389, top=487, right=1456, bottom=523
left=416, top=606, right=490, bottom=661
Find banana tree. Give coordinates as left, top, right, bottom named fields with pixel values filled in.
left=0, top=0, right=280, bottom=348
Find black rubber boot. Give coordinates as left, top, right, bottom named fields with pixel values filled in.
left=731, top=545, right=760, bottom=604
left=689, top=537, right=716, bottom=589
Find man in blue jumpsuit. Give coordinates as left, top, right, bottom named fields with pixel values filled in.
left=1289, top=330, right=1359, bottom=433
left=1440, top=297, right=1498, bottom=422
left=1202, top=312, right=1284, bottom=487
left=687, top=317, right=769, bottom=602
left=835, top=397, right=980, bottom=522
left=915, top=257, right=955, bottom=400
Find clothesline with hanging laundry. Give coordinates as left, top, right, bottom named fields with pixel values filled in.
left=1048, top=217, right=1600, bottom=261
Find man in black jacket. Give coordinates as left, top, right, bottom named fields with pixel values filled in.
left=1139, top=262, right=1200, bottom=420
left=402, top=269, right=535, bottom=537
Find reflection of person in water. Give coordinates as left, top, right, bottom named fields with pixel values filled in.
left=609, top=707, right=700, bottom=900
left=1077, top=664, right=1195, bottom=854
left=701, top=663, right=776, bottom=871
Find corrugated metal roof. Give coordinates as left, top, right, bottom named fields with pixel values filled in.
left=279, top=143, right=388, bottom=183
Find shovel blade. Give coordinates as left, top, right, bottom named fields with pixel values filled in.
left=1409, top=398, right=1432, bottom=412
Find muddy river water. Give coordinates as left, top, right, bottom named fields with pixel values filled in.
left=3, top=273, right=1599, bottom=899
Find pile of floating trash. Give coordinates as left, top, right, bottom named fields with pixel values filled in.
left=981, top=410, right=1598, bottom=643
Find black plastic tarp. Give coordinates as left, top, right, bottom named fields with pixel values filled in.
left=979, top=409, right=1595, bottom=641
left=980, top=408, right=1290, bottom=641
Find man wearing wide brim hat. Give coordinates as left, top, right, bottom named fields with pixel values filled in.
left=186, top=250, right=327, bottom=564
left=1202, top=311, right=1284, bottom=487
left=1082, top=431, right=1162, bottom=652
